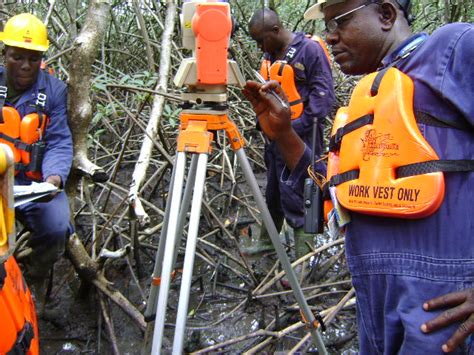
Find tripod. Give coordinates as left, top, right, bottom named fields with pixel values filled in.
left=144, top=108, right=328, bottom=354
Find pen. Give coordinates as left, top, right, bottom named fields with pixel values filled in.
left=253, top=70, right=289, bottom=109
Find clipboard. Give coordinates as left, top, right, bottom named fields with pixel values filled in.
left=14, top=182, right=60, bottom=207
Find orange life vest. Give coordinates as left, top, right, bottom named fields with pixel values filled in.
left=325, top=68, right=474, bottom=219
left=40, top=61, right=56, bottom=76
left=307, top=35, right=331, bottom=65
left=259, top=35, right=331, bottom=120
left=0, top=256, right=39, bottom=355
left=260, top=59, right=303, bottom=120
left=0, top=83, right=48, bottom=181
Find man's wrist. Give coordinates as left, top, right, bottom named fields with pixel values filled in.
left=45, top=175, right=62, bottom=188
left=275, top=128, right=305, bottom=171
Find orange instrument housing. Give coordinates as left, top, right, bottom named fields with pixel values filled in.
left=192, top=2, right=232, bottom=85
left=0, top=256, right=39, bottom=355
left=326, top=68, right=445, bottom=219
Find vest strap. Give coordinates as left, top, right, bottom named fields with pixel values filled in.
left=0, top=262, right=5, bottom=289
left=0, top=133, right=32, bottom=152
left=397, top=160, right=474, bottom=178
left=14, top=163, right=29, bottom=172
left=14, top=162, right=42, bottom=173
left=329, top=169, right=359, bottom=187
left=370, top=68, right=390, bottom=96
left=289, top=98, right=303, bottom=106
left=277, top=62, right=286, bottom=76
left=415, top=111, right=472, bottom=131
left=7, top=321, right=34, bottom=355
left=329, top=114, right=374, bottom=152
left=327, top=160, right=474, bottom=189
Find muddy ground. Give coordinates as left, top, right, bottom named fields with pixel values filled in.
left=35, top=227, right=357, bottom=354
left=29, top=162, right=357, bottom=354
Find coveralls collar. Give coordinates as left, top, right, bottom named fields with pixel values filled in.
left=380, top=32, right=429, bottom=69
left=0, top=66, right=47, bottom=108
left=267, top=32, right=306, bottom=62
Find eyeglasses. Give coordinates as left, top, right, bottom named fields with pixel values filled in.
left=325, top=1, right=379, bottom=34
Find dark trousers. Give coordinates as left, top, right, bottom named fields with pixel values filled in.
left=16, top=191, right=73, bottom=283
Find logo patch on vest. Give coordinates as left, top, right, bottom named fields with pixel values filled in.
left=294, top=62, right=305, bottom=71
left=361, top=129, right=399, bottom=161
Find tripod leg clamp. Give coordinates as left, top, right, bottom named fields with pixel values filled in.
left=152, top=270, right=179, bottom=286
left=300, top=309, right=326, bottom=332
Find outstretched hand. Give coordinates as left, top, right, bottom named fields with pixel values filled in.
left=421, top=288, right=474, bottom=353
left=242, top=80, right=292, bottom=141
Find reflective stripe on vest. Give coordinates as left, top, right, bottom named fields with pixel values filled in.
left=325, top=68, right=474, bottom=218
left=0, top=256, right=39, bottom=355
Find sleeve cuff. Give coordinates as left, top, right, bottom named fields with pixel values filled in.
left=280, top=144, right=312, bottom=189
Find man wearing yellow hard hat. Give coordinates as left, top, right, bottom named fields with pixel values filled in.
left=0, top=13, right=73, bottom=306
left=243, top=0, right=473, bottom=353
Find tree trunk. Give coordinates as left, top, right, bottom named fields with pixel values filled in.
left=68, top=0, right=110, bottom=183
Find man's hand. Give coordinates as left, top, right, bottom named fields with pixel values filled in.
left=242, top=80, right=292, bottom=141
left=45, top=175, right=62, bottom=188
left=37, top=175, right=62, bottom=202
left=243, top=80, right=305, bottom=171
left=421, top=288, right=474, bottom=353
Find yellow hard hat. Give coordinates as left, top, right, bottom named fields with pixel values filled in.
left=0, top=13, right=49, bottom=52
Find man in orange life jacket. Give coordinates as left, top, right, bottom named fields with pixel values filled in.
left=245, top=8, right=335, bottom=260
left=243, top=0, right=473, bottom=353
left=0, top=14, right=73, bottom=298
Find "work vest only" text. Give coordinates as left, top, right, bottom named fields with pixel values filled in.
left=348, top=185, right=421, bottom=202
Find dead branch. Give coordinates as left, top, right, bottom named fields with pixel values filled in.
left=99, top=294, right=120, bottom=355
left=132, top=0, right=155, bottom=72
left=128, top=1, right=176, bottom=225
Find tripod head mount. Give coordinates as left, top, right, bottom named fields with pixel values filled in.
left=174, top=0, right=245, bottom=107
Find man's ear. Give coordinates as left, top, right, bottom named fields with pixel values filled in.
left=378, top=2, right=398, bottom=30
